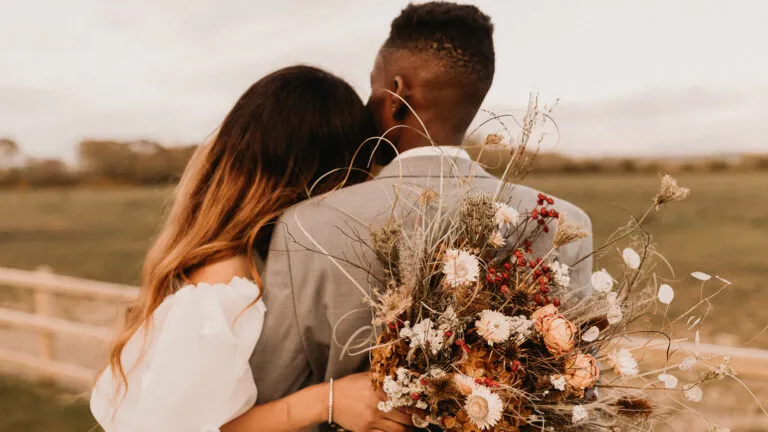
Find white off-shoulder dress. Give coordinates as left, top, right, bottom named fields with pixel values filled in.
left=90, top=276, right=266, bottom=432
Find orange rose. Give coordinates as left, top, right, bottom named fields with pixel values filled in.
left=530, top=304, right=559, bottom=333
left=565, top=353, right=599, bottom=394
left=540, top=314, right=576, bottom=355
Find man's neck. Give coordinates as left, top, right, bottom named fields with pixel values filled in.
left=396, top=127, right=464, bottom=154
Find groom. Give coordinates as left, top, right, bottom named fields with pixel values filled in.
left=251, top=1, right=592, bottom=428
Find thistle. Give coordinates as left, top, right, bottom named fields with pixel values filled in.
left=653, top=174, right=690, bottom=210
left=553, top=213, right=590, bottom=248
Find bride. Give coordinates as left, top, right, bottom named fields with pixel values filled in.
left=90, top=65, right=412, bottom=431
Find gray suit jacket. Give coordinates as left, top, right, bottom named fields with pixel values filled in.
left=249, top=155, right=592, bottom=430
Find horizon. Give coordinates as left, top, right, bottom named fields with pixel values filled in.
left=1, top=0, right=767, bottom=160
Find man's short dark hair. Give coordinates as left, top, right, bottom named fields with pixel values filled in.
left=383, top=2, right=495, bottom=93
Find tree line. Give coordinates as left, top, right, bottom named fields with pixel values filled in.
left=0, top=138, right=197, bottom=187
left=1, top=137, right=767, bottom=188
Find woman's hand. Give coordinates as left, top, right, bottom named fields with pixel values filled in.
left=333, top=372, right=413, bottom=432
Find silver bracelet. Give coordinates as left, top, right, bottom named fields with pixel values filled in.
left=328, top=378, right=334, bottom=425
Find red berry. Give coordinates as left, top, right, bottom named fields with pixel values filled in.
left=553, top=297, right=561, bottom=307
left=445, top=330, right=453, bottom=337
left=486, top=274, right=492, bottom=283
left=538, top=219, right=546, bottom=225
left=537, top=257, right=543, bottom=264
left=529, top=260, right=536, bottom=268
left=540, top=209, right=549, bottom=217
left=455, top=339, right=465, bottom=346
left=538, top=193, right=546, bottom=200
left=543, top=226, right=550, bottom=233
left=525, top=240, right=532, bottom=247
left=420, top=378, right=428, bottom=385
left=534, top=269, right=543, bottom=277
left=500, top=285, right=510, bottom=294
left=388, top=322, right=396, bottom=330
left=534, top=293, right=544, bottom=305
left=540, top=286, right=550, bottom=294
left=411, top=393, right=421, bottom=401
left=539, top=275, right=548, bottom=283
left=542, top=265, right=550, bottom=273
left=462, top=344, right=471, bottom=353
left=517, top=258, right=526, bottom=267
left=537, top=199, right=544, bottom=205
left=503, top=263, right=511, bottom=270
left=475, top=378, right=484, bottom=384
left=531, top=209, right=539, bottom=219
left=546, top=197, right=555, bottom=205
left=526, top=248, right=534, bottom=254
left=514, top=250, right=523, bottom=258
left=511, top=360, right=522, bottom=372
left=489, top=267, right=496, bottom=274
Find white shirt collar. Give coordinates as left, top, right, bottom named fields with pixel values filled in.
left=394, top=145, right=472, bottom=162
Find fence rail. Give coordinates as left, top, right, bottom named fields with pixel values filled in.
left=0, top=267, right=139, bottom=384
left=1, top=266, right=767, bottom=387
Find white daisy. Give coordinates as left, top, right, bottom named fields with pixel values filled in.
left=442, top=248, right=480, bottom=287
left=464, top=386, right=504, bottom=430
left=494, top=203, right=519, bottom=229
left=453, top=373, right=477, bottom=395
left=488, top=231, right=506, bottom=248
left=572, top=405, right=588, bottom=424
left=607, top=348, right=639, bottom=377
left=476, top=310, right=512, bottom=345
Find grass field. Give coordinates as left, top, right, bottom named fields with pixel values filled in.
left=1, top=172, right=767, bottom=430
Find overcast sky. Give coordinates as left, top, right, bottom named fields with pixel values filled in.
left=1, top=0, right=767, bottom=159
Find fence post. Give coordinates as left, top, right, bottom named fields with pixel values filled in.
left=34, top=266, right=55, bottom=370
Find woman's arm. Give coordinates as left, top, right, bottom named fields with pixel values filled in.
left=222, top=372, right=413, bottom=432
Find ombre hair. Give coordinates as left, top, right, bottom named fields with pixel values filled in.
left=106, top=65, right=376, bottom=392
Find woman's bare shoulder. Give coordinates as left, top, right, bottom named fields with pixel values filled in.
left=188, top=256, right=251, bottom=285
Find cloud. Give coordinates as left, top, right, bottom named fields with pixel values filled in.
left=526, top=86, right=768, bottom=156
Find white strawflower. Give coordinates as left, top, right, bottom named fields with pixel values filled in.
left=608, top=348, right=639, bottom=377
left=572, top=405, right=588, bottom=424
left=488, top=231, right=506, bottom=248
left=464, top=386, right=504, bottom=430
left=453, top=373, right=477, bottom=395
left=494, top=202, right=519, bottom=229
left=476, top=310, right=512, bottom=345
left=442, top=248, right=480, bottom=287
left=551, top=260, right=571, bottom=288
left=550, top=375, right=567, bottom=391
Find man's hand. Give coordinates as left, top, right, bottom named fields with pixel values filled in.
left=333, top=372, right=413, bottom=432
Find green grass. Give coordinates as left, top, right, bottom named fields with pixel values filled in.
left=1, top=172, right=767, bottom=429
left=0, top=376, right=94, bottom=432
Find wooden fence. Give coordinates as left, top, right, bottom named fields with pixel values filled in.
left=0, top=267, right=139, bottom=384
left=1, top=266, right=768, bottom=387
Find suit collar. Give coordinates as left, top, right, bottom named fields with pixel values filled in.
left=375, top=153, right=494, bottom=180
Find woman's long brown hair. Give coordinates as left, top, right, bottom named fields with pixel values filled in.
left=106, top=65, right=376, bottom=394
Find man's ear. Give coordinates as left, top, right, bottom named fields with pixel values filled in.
left=390, top=75, right=409, bottom=121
